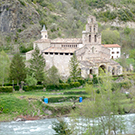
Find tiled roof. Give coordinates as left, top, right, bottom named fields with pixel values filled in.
left=102, top=44, right=121, bottom=48
left=34, top=39, right=51, bottom=43
left=43, top=47, right=77, bottom=53
left=51, top=38, right=82, bottom=44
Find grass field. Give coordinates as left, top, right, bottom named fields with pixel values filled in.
left=0, top=87, right=134, bottom=122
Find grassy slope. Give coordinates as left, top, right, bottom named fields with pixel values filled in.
left=0, top=86, right=134, bottom=121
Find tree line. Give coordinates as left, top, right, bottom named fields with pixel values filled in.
left=0, top=46, right=80, bottom=87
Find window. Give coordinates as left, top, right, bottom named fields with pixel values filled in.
left=94, top=35, right=96, bottom=42
left=45, top=52, right=48, bottom=55
left=60, top=53, right=63, bottom=55
left=94, top=26, right=96, bottom=32
left=90, top=69, right=92, bottom=74
left=112, top=52, right=114, bottom=54
left=65, top=53, right=69, bottom=55
left=70, top=53, right=73, bottom=55
left=89, top=35, right=91, bottom=42
left=117, top=51, right=119, bottom=54
left=55, top=53, right=58, bottom=55
left=50, top=52, right=53, bottom=55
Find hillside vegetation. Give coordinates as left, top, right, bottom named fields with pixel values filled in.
left=1, top=0, right=135, bottom=53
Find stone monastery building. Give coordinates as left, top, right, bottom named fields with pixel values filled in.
left=26, top=16, right=122, bottom=78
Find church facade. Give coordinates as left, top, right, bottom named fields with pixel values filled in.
left=26, top=16, right=122, bottom=78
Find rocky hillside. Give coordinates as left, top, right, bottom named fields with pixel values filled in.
left=1, top=0, right=135, bottom=52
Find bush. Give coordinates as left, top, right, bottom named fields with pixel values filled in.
left=14, top=86, right=20, bottom=91
left=47, top=96, right=87, bottom=103
left=70, top=82, right=81, bottom=88
left=87, top=81, right=93, bottom=85
left=111, top=83, right=121, bottom=91
left=58, top=83, right=70, bottom=90
left=64, top=91, right=87, bottom=95
left=23, top=85, right=44, bottom=91
left=77, top=78, right=85, bottom=85
left=92, top=75, right=98, bottom=85
left=120, top=81, right=132, bottom=89
left=0, top=86, right=13, bottom=93
left=46, top=84, right=58, bottom=91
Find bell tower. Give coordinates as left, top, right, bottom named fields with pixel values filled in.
left=41, top=25, right=48, bottom=39
left=82, top=16, right=101, bottom=45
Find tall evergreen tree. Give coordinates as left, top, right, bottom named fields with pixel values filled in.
left=47, top=65, right=59, bottom=85
left=0, top=50, right=10, bottom=86
left=29, top=46, right=46, bottom=82
left=9, top=53, right=26, bottom=84
left=69, top=53, right=80, bottom=81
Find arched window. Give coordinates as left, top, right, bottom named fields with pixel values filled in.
left=89, top=35, right=91, bottom=42
left=95, top=35, right=96, bottom=42
left=94, top=26, right=95, bottom=32
left=90, top=26, right=91, bottom=32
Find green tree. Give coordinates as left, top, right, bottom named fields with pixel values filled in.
left=70, top=73, right=126, bottom=135
left=25, top=75, right=37, bottom=86
left=29, top=46, right=46, bottom=82
left=69, top=53, right=80, bottom=81
left=52, top=118, right=72, bottom=135
left=46, top=65, right=59, bottom=85
left=102, top=28, right=120, bottom=44
left=9, top=53, right=26, bottom=85
left=129, top=49, right=135, bottom=60
left=0, top=50, right=10, bottom=86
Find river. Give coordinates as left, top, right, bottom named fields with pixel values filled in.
left=0, top=114, right=135, bottom=135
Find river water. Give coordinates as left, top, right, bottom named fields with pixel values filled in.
left=0, top=114, right=135, bottom=135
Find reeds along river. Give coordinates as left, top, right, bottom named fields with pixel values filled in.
left=0, top=114, right=135, bottom=135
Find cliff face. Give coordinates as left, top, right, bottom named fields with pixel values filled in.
left=0, top=0, right=135, bottom=52
left=0, top=0, right=40, bottom=32
left=0, top=0, right=41, bottom=47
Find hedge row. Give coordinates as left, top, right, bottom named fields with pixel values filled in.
left=63, top=91, right=87, bottom=95
left=23, top=85, right=44, bottom=91
left=14, top=86, right=20, bottom=91
left=43, top=96, right=87, bottom=103
left=46, top=82, right=81, bottom=91
left=0, top=86, right=13, bottom=93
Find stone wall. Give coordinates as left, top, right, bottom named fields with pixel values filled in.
left=43, top=53, right=73, bottom=77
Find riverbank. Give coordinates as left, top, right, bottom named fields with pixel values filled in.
left=0, top=86, right=135, bottom=122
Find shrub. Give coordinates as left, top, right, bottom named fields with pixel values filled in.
left=70, top=82, right=81, bottom=88
left=52, top=118, right=72, bottom=135
left=92, top=75, right=98, bottom=85
left=58, top=83, right=70, bottom=90
left=120, top=81, right=132, bottom=89
left=47, top=96, right=87, bottom=103
left=77, top=78, right=85, bottom=85
left=14, top=86, right=20, bottom=91
left=64, top=91, right=87, bottom=95
left=0, top=86, right=13, bottom=93
left=23, top=85, right=44, bottom=91
left=111, top=83, right=121, bottom=91
left=87, top=81, right=93, bottom=85
left=46, top=84, right=58, bottom=91
left=4, top=83, right=17, bottom=86
left=25, top=75, right=37, bottom=86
